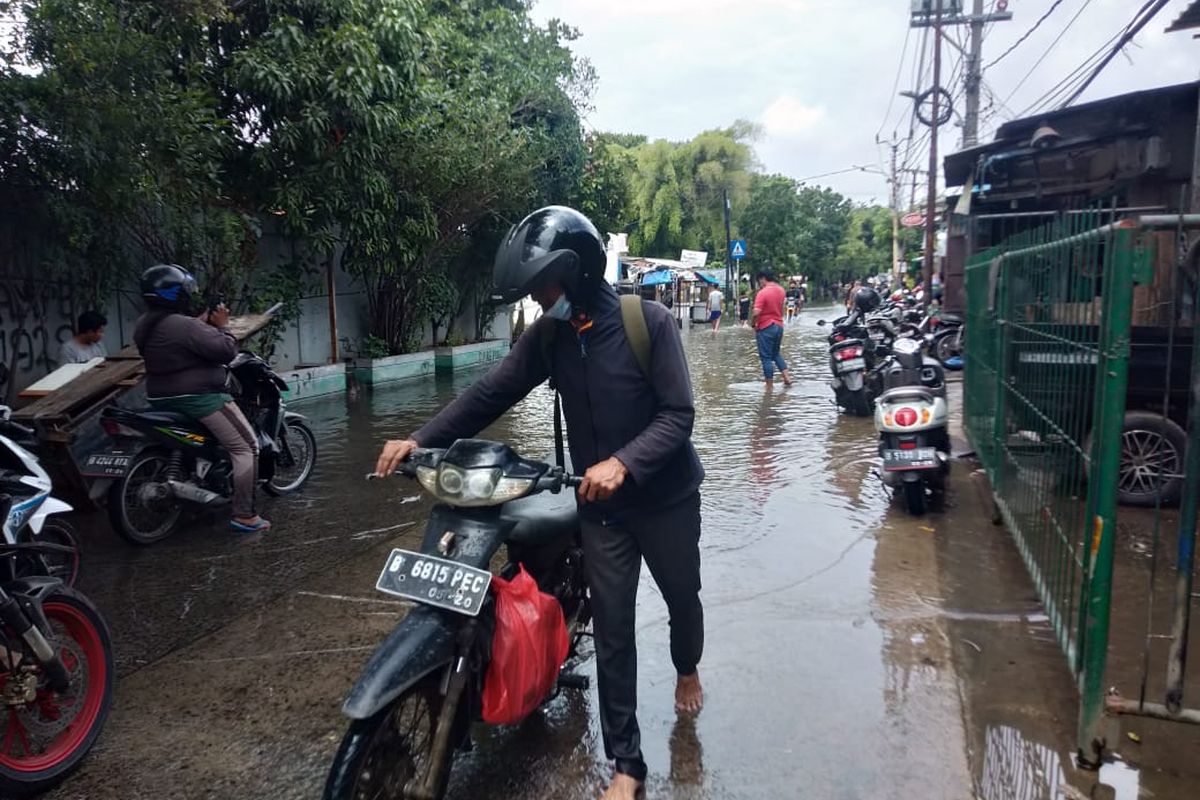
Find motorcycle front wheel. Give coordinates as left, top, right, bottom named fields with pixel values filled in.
left=264, top=419, right=317, bottom=496
left=107, top=450, right=182, bottom=545
left=18, top=520, right=80, bottom=587
left=0, top=587, right=114, bottom=798
left=323, top=674, right=453, bottom=800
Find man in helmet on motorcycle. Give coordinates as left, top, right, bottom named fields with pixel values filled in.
left=376, top=206, right=705, bottom=800
left=134, top=265, right=269, bottom=533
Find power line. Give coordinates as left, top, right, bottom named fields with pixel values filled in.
left=877, top=23, right=914, bottom=139
left=985, top=0, right=1065, bottom=70
left=1000, top=0, right=1097, bottom=115
left=1057, top=0, right=1171, bottom=109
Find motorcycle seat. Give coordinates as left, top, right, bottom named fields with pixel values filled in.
left=104, top=406, right=208, bottom=432
left=879, top=386, right=938, bottom=405
left=502, top=489, right=579, bottom=546
left=938, top=313, right=963, bottom=325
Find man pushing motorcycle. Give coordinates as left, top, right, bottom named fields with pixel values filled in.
left=375, top=206, right=705, bottom=800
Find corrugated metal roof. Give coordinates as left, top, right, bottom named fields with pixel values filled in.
left=1166, top=0, right=1200, bottom=32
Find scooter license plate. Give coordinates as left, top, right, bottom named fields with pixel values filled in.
left=837, top=358, right=865, bottom=373
left=882, top=448, right=939, bottom=471
left=81, top=451, right=134, bottom=478
left=375, top=549, right=492, bottom=617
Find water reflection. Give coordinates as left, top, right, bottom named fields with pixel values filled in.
left=977, top=724, right=1141, bottom=800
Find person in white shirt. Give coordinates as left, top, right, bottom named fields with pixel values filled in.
left=706, top=287, right=724, bottom=332
left=58, top=311, right=108, bottom=364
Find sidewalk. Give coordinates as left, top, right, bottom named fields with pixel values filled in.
left=939, top=375, right=1200, bottom=799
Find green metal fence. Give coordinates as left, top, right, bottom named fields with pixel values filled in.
left=962, top=210, right=1189, bottom=763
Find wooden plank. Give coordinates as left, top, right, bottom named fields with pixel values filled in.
left=13, top=359, right=144, bottom=422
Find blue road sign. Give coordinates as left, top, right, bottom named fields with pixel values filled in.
left=730, top=239, right=747, bottom=260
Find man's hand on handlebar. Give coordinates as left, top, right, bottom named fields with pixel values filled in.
left=577, top=456, right=628, bottom=504
left=375, top=438, right=419, bottom=477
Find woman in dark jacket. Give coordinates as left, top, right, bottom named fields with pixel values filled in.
left=134, top=265, right=269, bottom=533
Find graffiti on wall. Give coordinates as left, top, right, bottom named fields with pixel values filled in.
left=0, top=279, right=81, bottom=388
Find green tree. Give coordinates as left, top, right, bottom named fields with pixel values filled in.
left=741, top=173, right=803, bottom=273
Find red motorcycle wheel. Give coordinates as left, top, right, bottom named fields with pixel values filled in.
left=0, top=589, right=114, bottom=798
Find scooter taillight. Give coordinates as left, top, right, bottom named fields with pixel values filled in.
left=833, top=334, right=845, bottom=342
left=835, top=346, right=863, bottom=360
left=895, top=407, right=918, bottom=426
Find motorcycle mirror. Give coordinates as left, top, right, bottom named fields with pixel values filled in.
left=817, top=319, right=827, bottom=326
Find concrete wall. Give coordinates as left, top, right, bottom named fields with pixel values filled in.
left=0, top=225, right=510, bottom=394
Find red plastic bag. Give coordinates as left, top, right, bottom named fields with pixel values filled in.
left=481, top=565, right=569, bottom=724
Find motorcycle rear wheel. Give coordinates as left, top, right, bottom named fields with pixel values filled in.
left=107, top=451, right=182, bottom=546
left=323, top=674, right=453, bottom=800
left=902, top=481, right=927, bottom=515
left=0, top=588, right=114, bottom=798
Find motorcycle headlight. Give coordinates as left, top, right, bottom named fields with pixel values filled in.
left=415, top=464, right=534, bottom=507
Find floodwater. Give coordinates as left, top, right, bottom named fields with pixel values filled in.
left=44, top=306, right=1197, bottom=800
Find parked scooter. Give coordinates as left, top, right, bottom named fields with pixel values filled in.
left=820, top=312, right=882, bottom=416
left=0, top=406, right=79, bottom=585
left=90, top=326, right=318, bottom=544
left=930, top=313, right=964, bottom=370
left=874, top=337, right=950, bottom=515
left=323, top=440, right=591, bottom=800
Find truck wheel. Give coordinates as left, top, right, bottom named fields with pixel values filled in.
left=1088, top=412, right=1187, bottom=507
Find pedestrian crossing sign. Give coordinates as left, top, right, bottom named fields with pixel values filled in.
left=730, top=239, right=747, bottom=260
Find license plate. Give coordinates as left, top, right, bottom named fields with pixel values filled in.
left=882, top=447, right=939, bottom=471
left=870, top=331, right=885, bottom=340
left=81, top=451, right=134, bottom=478
left=837, top=358, right=865, bottom=373
left=375, top=548, right=492, bottom=617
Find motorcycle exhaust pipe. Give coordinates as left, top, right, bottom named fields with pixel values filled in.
left=167, top=480, right=228, bottom=506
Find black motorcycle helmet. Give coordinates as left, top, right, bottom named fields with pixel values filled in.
left=853, top=285, right=882, bottom=314
left=492, top=206, right=606, bottom=306
left=141, top=264, right=198, bottom=312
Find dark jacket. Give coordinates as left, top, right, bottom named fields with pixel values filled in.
left=414, top=284, right=704, bottom=519
left=134, top=312, right=237, bottom=398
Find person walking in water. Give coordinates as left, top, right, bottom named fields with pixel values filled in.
left=750, top=268, right=792, bottom=388
left=706, top=285, right=724, bottom=332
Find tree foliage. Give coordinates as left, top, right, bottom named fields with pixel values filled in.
left=0, top=0, right=592, bottom=353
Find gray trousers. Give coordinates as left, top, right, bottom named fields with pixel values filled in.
left=199, top=402, right=259, bottom=518
left=581, top=492, right=704, bottom=778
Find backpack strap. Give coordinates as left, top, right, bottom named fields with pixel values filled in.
left=619, top=295, right=652, bottom=380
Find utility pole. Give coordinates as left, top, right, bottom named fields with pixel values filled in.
left=879, top=135, right=902, bottom=279
left=922, top=0, right=943, bottom=311
left=909, top=0, right=1011, bottom=307
left=963, top=0, right=985, bottom=148
left=723, top=188, right=733, bottom=311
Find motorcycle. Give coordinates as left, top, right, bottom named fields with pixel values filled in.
left=819, top=313, right=880, bottom=416
left=874, top=337, right=950, bottom=515
left=930, top=314, right=965, bottom=370
left=323, top=439, right=591, bottom=800
left=0, top=409, right=79, bottom=586
left=0, top=495, right=113, bottom=797
left=89, top=345, right=318, bottom=545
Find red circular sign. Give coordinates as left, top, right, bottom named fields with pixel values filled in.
left=901, top=212, right=926, bottom=228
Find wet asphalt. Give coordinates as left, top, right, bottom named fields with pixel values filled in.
left=43, top=306, right=1199, bottom=800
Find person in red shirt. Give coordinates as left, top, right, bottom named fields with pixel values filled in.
left=749, top=268, right=793, bottom=388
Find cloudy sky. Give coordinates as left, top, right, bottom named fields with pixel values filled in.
left=531, top=0, right=1199, bottom=205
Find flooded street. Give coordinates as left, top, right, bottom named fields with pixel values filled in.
left=44, top=306, right=1191, bottom=800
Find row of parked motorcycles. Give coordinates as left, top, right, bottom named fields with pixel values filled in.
left=820, top=289, right=961, bottom=515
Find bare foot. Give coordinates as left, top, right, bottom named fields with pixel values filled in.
left=675, top=671, right=704, bottom=714
left=599, top=773, right=643, bottom=800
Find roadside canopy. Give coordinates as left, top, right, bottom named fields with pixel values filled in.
left=640, top=269, right=674, bottom=286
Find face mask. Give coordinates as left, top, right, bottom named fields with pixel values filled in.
left=544, top=295, right=573, bottom=321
